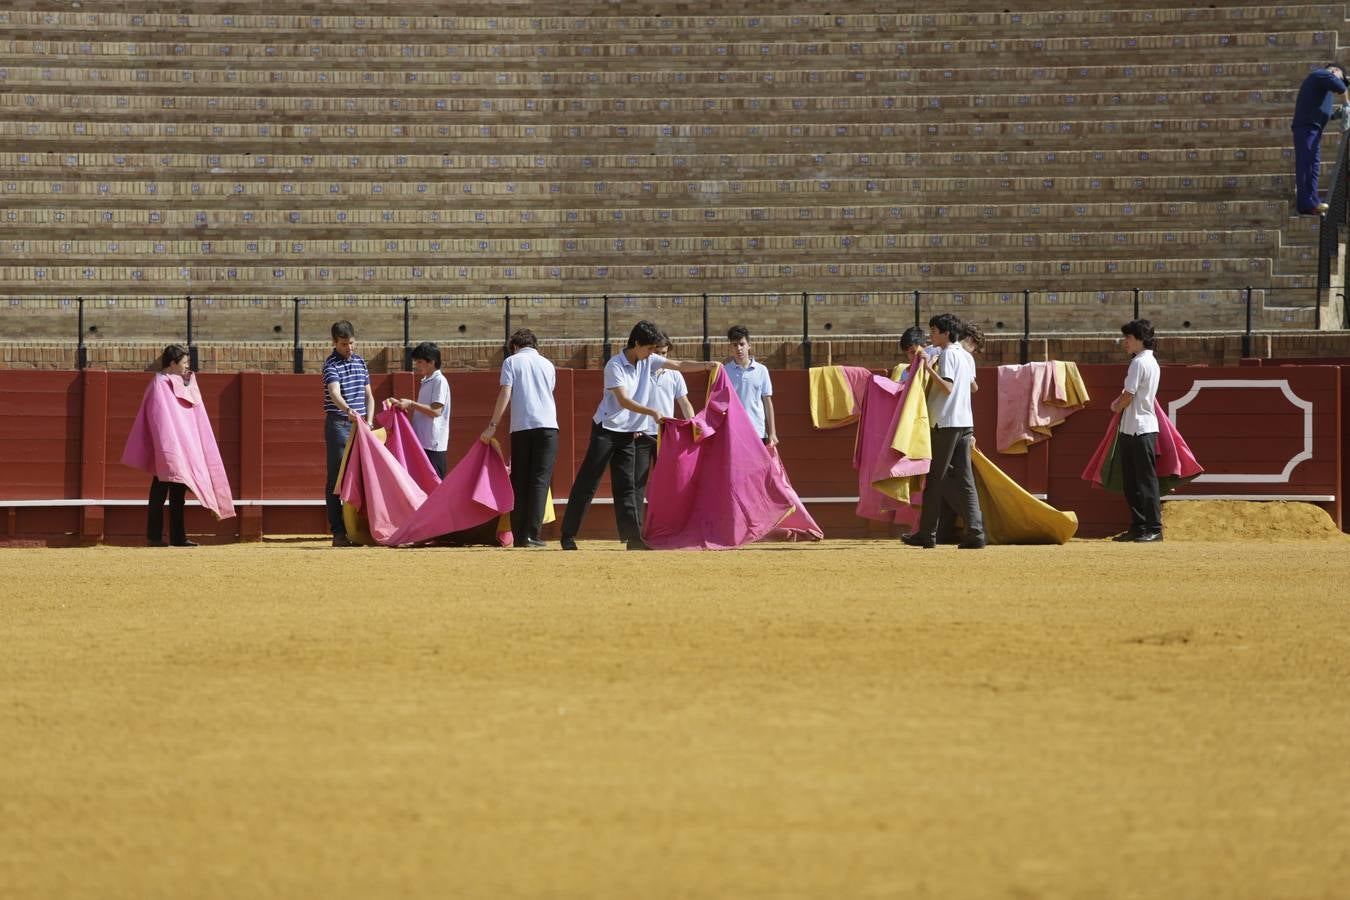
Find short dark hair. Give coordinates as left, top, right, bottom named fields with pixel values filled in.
left=410, top=341, right=441, bottom=369
left=626, top=320, right=663, bottom=349
left=899, top=326, right=927, bottom=351
left=331, top=320, right=355, bottom=341
left=1121, top=318, right=1156, bottom=350
left=159, top=344, right=188, bottom=370
left=727, top=324, right=751, bottom=343
left=508, top=328, right=538, bottom=351
left=928, top=313, right=962, bottom=340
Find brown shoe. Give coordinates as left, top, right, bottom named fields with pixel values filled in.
left=332, top=534, right=354, bottom=548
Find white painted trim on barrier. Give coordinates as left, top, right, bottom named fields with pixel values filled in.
left=1167, top=379, right=1314, bottom=484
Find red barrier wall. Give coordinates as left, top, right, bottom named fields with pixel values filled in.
left=1, top=364, right=1342, bottom=545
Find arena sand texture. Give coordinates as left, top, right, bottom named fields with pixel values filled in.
left=4, top=522, right=1349, bottom=898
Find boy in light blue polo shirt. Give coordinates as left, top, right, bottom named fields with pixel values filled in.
left=560, top=320, right=715, bottom=551
left=481, top=328, right=559, bottom=548
left=724, top=325, right=778, bottom=446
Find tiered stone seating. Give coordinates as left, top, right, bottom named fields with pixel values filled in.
left=0, top=1, right=1343, bottom=343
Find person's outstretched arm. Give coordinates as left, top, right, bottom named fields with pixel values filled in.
left=480, top=384, right=512, bottom=443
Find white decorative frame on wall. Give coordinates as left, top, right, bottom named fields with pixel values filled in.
left=1167, top=379, right=1313, bottom=484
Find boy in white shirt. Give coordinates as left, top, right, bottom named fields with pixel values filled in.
left=1109, top=319, right=1163, bottom=542
left=481, top=329, right=558, bottom=548
left=724, top=325, right=778, bottom=446
left=629, top=337, right=696, bottom=541
left=902, top=313, right=986, bottom=550
left=560, top=320, right=714, bottom=551
left=390, top=342, right=450, bottom=478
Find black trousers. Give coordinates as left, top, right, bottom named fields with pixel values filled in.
left=561, top=422, right=641, bottom=542
left=510, top=427, right=559, bottom=543
left=147, top=477, right=187, bottom=544
left=424, top=448, right=448, bottom=480
left=1118, top=431, right=1162, bottom=535
left=915, top=427, right=984, bottom=543
left=627, top=434, right=658, bottom=542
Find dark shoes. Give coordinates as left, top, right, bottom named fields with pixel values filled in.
left=626, top=539, right=653, bottom=551
left=957, top=538, right=986, bottom=550
left=1111, top=531, right=1139, bottom=542
left=524, top=538, right=547, bottom=549
left=172, top=539, right=199, bottom=548
left=331, top=534, right=354, bottom=548
left=560, top=536, right=578, bottom=551
left=900, top=533, right=935, bottom=549
left=149, top=538, right=197, bottom=547
left=1133, top=531, right=1164, bottom=543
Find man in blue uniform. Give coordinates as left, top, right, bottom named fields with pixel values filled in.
left=1292, top=62, right=1347, bottom=215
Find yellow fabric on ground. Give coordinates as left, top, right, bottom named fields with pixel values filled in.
left=808, top=366, right=860, bottom=429
left=972, top=449, right=1078, bottom=545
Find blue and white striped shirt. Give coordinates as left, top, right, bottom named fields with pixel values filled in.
left=322, top=350, right=370, bottom=417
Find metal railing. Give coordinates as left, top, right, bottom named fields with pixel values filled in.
left=0, top=287, right=1314, bottom=371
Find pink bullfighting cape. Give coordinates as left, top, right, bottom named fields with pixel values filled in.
left=385, top=440, right=515, bottom=547
left=1081, top=410, right=1204, bottom=495
left=643, top=366, right=821, bottom=549
left=375, top=406, right=442, bottom=495
left=121, top=372, right=236, bottom=520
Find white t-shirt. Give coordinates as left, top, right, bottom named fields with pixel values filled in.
left=595, top=351, right=666, bottom=433
left=413, top=369, right=450, bottom=451
left=500, top=347, right=558, bottom=432
left=643, top=368, right=689, bottom=436
left=926, top=344, right=976, bottom=429
left=1120, top=349, right=1160, bottom=436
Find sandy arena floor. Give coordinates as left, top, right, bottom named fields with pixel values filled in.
left=3, top=536, right=1349, bottom=899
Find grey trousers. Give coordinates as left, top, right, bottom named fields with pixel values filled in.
left=915, top=426, right=985, bottom=543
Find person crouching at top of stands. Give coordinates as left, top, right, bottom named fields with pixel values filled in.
left=388, top=341, right=450, bottom=478
left=627, top=335, right=697, bottom=544
left=1292, top=61, right=1348, bottom=215
left=559, top=320, right=715, bottom=551
left=481, top=328, right=559, bottom=549
left=725, top=324, right=778, bottom=447
left=901, top=313, right=986, bottom=550
left=1110, top=319, right=1163, bottom=543
left=323, top=320, right=375, bottom=548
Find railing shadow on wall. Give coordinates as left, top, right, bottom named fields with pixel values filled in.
left=0, top=286, right=1316, bottom=372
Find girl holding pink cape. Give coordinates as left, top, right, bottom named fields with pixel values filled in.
left=121, top=345, right=236, bottom=546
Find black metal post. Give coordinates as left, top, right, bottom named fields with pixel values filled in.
left=76, top=296, right=87, bottom=370
left=602, top=295, right=612, bottom=360
left=913, top=289, right=921, bottom=329
left=1132, top=287, right=1140, bottom=321
left=186, top=295, right=199, bottom=371
left=291, top=297, right=303, bottom=374
left=1243, top=285, right=1253, bottom=358
left=1020, top=288, right=1031, bottom=365
left=701, top=293, right=711, bottom=362
left=402, top=297, right=412, bottom=370
left=801, top=291, right=812, bottom=370
left=503, top=295, right=511, bottom=362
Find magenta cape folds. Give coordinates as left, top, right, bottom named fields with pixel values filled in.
left=1081, top=410, right=1204, bottom=494
left=121, top=373, right=236, bottom=520
left=385, top=440, right=515, bottom=546
left=337, top=410, right=515, bottom=546
left=643, top=367, right=822, bottom=549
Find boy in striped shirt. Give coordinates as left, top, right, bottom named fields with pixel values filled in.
left=323, top=320, right=374, bottom=548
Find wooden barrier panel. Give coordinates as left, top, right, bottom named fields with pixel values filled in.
left=0, top=363, right=1342, bottom=544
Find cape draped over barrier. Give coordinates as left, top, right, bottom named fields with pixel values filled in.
left=335, top=413, right=515, bottom=547
left=996, top=361, right=1091, bottom=454
left=121, top=372, right=236, bottom=520
left=809, top=361, right=1079, bottom=544
left=643, top=366, right=822, bottom=549
left=1081, top=410, right=1205, bottom=495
